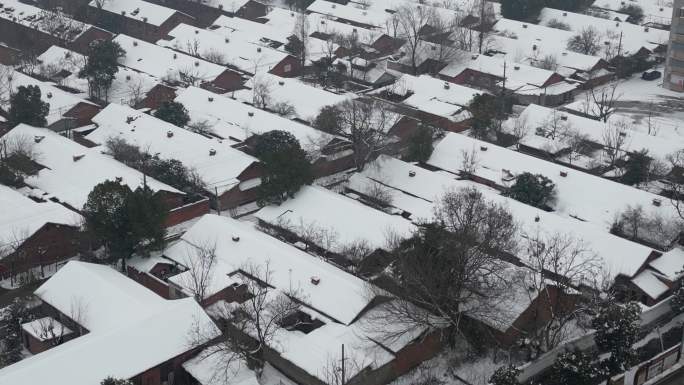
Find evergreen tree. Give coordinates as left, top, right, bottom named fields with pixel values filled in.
left=592, top=301, right=641, bottom=377
left=468, top=93, right=498, bottom=139
left=153, top=101, right=190, bottom=128
left=79, top=39, right=125, bottom=102
left=490, top=365, right=520, bottom=385
left=253, top=130, right=313, bottom=206
left=505, top=172, right=556, bottom=208
left=621, top=149, right=651, bottom=187
left=671, top=285, right=684, bottom=314
left=314, top=105, right=343, bottom=134
left=405, top=124, right=434, bottom=162
left=551, top=350, right=604, bottom=385
left=0, top=297, right=35, bottom=367
left=8, top=85, right=49, bottom=127
left=83, top=180, right=167, bottom=268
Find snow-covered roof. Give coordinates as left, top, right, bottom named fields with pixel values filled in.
left=427, top=133, right=679, bottom=234
left=0, top=261, right=219, bottom=385
left=211, top=13, right=339, bottom=63
left=0, top=66, right=98, bottom=126
left=373, top=73, right=480, bottom=121
left=88, top=0, right=182, bottom=27
left=538, top=7, right=669, bottom=55
left=2, top=124, right=181, bottom=209
left=21, top=317, right=72, bottom=341
left=175, top=86, right=336, bottom=147
left=232, top=73, right=352, bottom=122
left=591, top=0, right=673, bottom=26
left=307, top=0, right=388, bottom=28
left=158, top=24, right=291, bottom=75
left=491, top=18, right=604, bottom=72
left=165, top=214, right=372, bottom=325
left=0, top=0, right=91, bottom=42
left=348, top=155, right=657, bottom=279
left=254, top=185, right=415, bottom=253
left=37, top=46, right=159, bottom=106
left=87, top=103, right=258, bottom=195
left=519, top=104, right=684, bottom=160
left=183, top=350, right=259, bottom=385
left=114, top=34, right=227, bottom=82
left=0, top=184, right=80, bottom=252
left=440, top=54, right=562, bottom=88
left=648, top=247, right=684, bottom=280
left=632, top=269, right=670, bottom=299
left=333, top=57, right=394, bottom=85
left=262, top=7, right=380, bottom=44
left=197, top=0, right=250, bottom=13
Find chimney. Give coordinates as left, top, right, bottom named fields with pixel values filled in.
left=409, top=170, right=416, bottom=177
left=560, top=171, right=568, bottom=177
left=34, top=135, right=45, bottom=143
left=480, top=145, right=488, bottom=151
left=194, top=61, right=200, bottom=67
left=311, top=276, right=321, bottom=285
left=232, top=235, right=240, bottom=242
left=279, top=80, right=285, bottom=86
left=443, top=82, right=450, bottom=89
left=133, top=40, right=137, bottom=46
left=167, top=130, right=174, bottom=138
left=248, top=111, right=254, bottom=117
left=534, top=215, right=540, bottom=222
left=209, top=149, right=217, bottom=156
left=522, top=24, right=527, bottom=28
left=514, top=65, right=520, bottom=70
left=208, top=96, right=214, bottom=102
left=46, top=92, right=52, bottom=99
left=653, top=198, right=662, bottom=207
left=72, top=154, right=85, bottom=162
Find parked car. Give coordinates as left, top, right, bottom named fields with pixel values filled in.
left=642, top=70, right=662, bottom=81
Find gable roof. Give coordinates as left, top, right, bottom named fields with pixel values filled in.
left=0, top=185, right=79, bottom=252
left=440, top=53, right=562, bottom=88
left=0, top=0, right=92, bottom=42
left=0, top=261, right=219, bottom=385
left=254, top=185, right=416, bottom=253
left=114, top=34, right=227, bottom=82
left=174, top=86, right=336, bottom=147
left=87, top=103, right=258, bottom=195
left=427, top=133, right=680, bottom=232
left=2, top=124, right=182, bottom=209
left=88, top=0, right=184, bottom=27
left=158, top=24, right=291, bottom=75
left=165, top=214, right=372, bottom=325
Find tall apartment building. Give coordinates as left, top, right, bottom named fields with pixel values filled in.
left=665, top=0, right=684, bottom=91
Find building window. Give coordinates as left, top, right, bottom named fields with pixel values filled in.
left=680, top=8, right=684, bottom=17
left=283, top=64, right=292, bottom=73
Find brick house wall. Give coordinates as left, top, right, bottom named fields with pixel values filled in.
left=70, top=27, right=114, bottom=54
left=127, top=265, right=173, bottom=299
left=269, top=55, right=301, bottom=78
left=137, top=84, right=178, bottom=110
left=215, top=162, right=263, bottom=210
left=22, top=327, right=76, bottom=355
left=0, top=43, right=21, bottom=65
left=85, top=7, right=195, bottom=42
left=204, top=69, right=245, bottom=93
left=164, top=198, right=211, bottom=227
left=0, top=223, right=80, bottom=281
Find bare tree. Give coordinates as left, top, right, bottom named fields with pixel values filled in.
left=511, top=113, right=531, bottom=145
left=395, top=5, right=436, bottom=75
left=537, top=54, right=559, bottom=71
left=517, top=232, right=602, bottom=357
left=541, top=109, right=571, bottom=141
left=666, top=149, right=684, bottom=220
left=195, top=262, right=303, bottom=369
left=459, top=147, right=480, bottom=177
left=602, top=119, right=631, bottom=170
left=126, top=79, right=146, bottom=107
left=203, top=49, right=226, bottom=65
left=563, top=129, right=590, bottom=166
left=292, top=13, right=310, bottom=69
left=367, top=187, right=518, bottom=346
left=177, top=242, right=217, bottom=303
left=333, top=98, right=400, bottom=171
left=29, top=317, right=69, bottom=346
left=251, top=76, right=272, bottom=109
left=590, top=82, right=621, bottom=122
left=0, top=66, right=13, bottom=106
left=566, top=27, right=602, bottom=56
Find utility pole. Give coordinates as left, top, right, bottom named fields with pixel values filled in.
left=341, top=344, right=346, bottom=385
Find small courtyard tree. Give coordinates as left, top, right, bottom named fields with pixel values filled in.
left=592, top=301, right=641, bottom=378
left=79, top=39, right=125, bottom=102
left=253, top=130, right=313, bottom=206
left=551, top=350, right=604, bottom=385
left=8, top=85, right=49, bottom=127
left=0, top=297, right=35, bottom=367
left=490, top=365, right=520, bottom=385
left=567, top=27, right=602, bottom=56
left=505, top=172, right=556, bottom=208
left=153, top=101, right=190, bottom=128
left=404, top=124, right=434, bottom=162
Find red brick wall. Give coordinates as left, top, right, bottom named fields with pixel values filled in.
left=236, top=1, right=268, bottom=20
left=138, top=84, right=178, bottom=110
left=391, top=331, right=443, bottom=375
left=209, top=70, right=245, bottom=92
left=0, top=44, right=21, bottom=65
left=269, top=56, right=301, bottom=78
left=62, top=102, right=102, bottom=128
left=22, top=328, right=76, bottom=354
left=127, top=266, right=172, bottom=299
left=0, top=223, right=80, bottom=280
left=70, top=28, right=114, bottom=54
left=164, top=198, right=211, bottom=227
left=202, top=283, right=249, bottom=307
